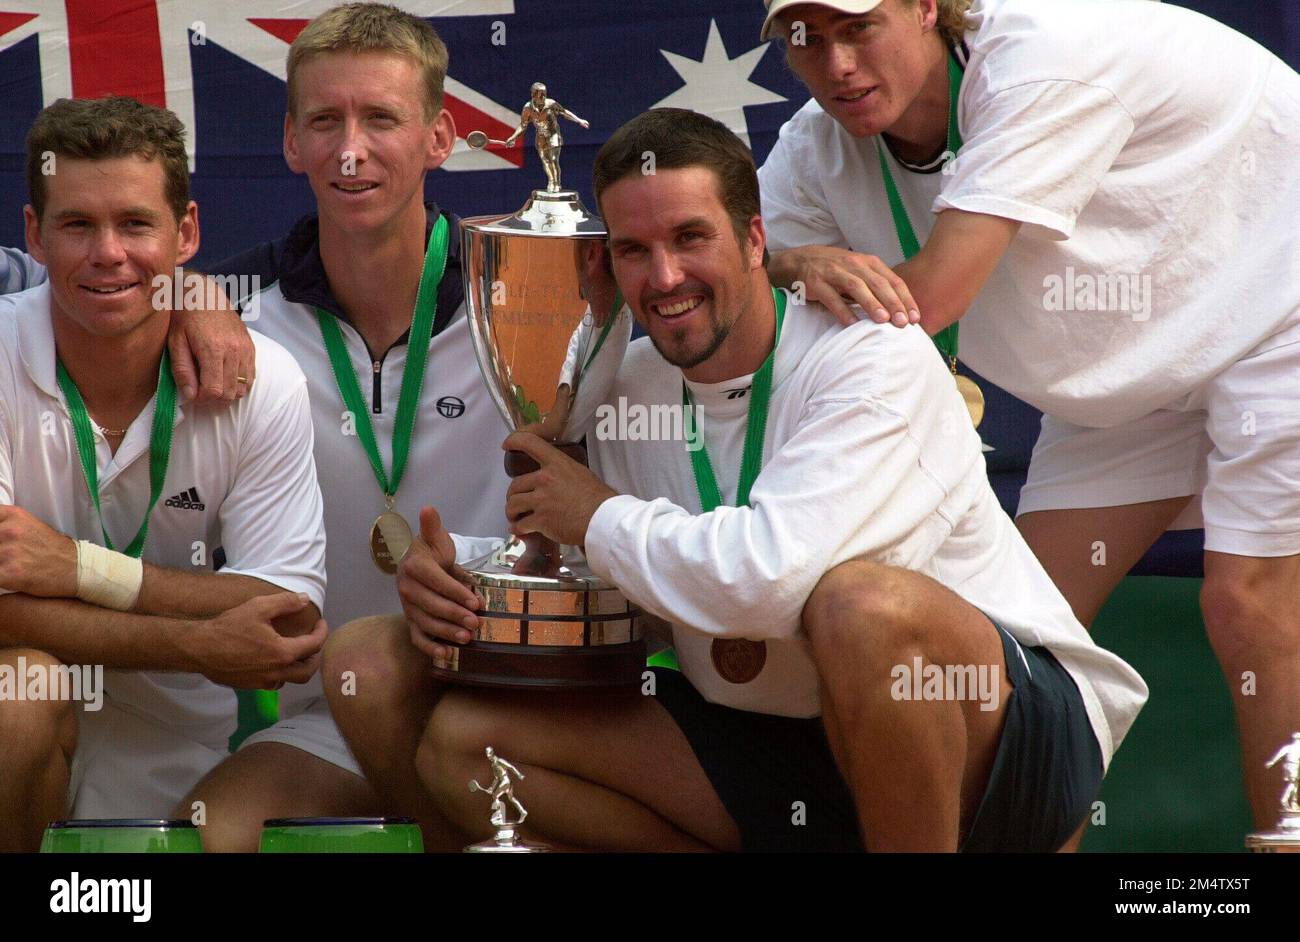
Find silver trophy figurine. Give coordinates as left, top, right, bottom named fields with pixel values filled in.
left=466, top=82, right=589, bottom=193
left=1246, top=731, right=1300, bottom=852
left=465, top=747, right=551, bottom=853
left=438, top=84, right=645, bottom=690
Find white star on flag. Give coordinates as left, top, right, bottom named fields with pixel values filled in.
left=653, top=19, right=787, bottom=148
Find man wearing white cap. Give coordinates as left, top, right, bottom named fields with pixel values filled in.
left=756, top=0, right=1300, bottom=829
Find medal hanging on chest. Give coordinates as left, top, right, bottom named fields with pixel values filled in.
left=369, top=496, right=414, bottom=575
left=876, top=51, right=984, bottom=428
left=683, top=287, right=786, bottom=684
left=316, top=215, right=450, bottom=574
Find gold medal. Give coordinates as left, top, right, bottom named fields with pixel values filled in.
left=711, top=638, right=767, bottom=684
left=370, top=507, right=413, bottom=574
left=954, top=374, right=985, bottom=428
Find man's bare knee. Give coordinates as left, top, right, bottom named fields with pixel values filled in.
left=0, top=648, right=78, bottom=761
left=422, top=693, right=503, bottom=768
left=802, top=561, right=923, bottom=664
left=323, top=615, right=418, bottom=712
left=1200, top=575, right=1296, bottom=665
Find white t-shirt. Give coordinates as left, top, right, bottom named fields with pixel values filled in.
left=759, top=0, right=1300, bottom=428
left=0, top=283, right=327, bottom=748
left=246, top=283, right=511, bottom=712
left=584, top=297, right=1147, bottom=768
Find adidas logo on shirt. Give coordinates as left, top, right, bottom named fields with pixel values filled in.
left=164, top=487, right=205, bottom=511
left=725, top=387, right=750, bottom=400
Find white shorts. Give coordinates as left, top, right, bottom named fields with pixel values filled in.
left=1018, top=320, right=1300, bottom=557
left=68, top=697, right=228, bottom=819
left=238, top=693, right=362, bottom=777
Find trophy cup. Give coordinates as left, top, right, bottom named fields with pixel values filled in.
left=1246, top=731, right=1300, bottom=852
left=465, top=747, right=551, bottom=853
left=432, top=84, right=646, bottom=689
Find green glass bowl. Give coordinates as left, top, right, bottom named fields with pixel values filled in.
left=40, top=819, right=203, bottom=854
left=258, top=817, right=423, bottom=853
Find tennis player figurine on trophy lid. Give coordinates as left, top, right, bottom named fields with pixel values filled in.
left=465, top=747, right=551, bottom=853
left=1246, top=731, right=1300, bottom=852
left=445, top=83, right=646, bottom=690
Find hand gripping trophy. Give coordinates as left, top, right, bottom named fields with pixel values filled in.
left=1246, top=731, right=1300, bottom=852
left=444, top=87, right=646, bottom=691
left=466, top=747, right=550, bottom=853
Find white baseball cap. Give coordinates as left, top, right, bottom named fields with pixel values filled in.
left=760, top=0, right=886, bottom=41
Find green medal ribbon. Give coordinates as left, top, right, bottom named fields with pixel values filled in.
left=57, top=351, right=177, bottom=558
left=315, top=214, right=449, bottom=505
left=583, top=289, right=623, bottom=371
left=682, top=287, right=787, bottom=512
left=876, top=50, right=965, bottom=367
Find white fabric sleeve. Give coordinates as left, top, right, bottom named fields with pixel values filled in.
left=214, top=375, right=327, bottom=608
left=451, top=532, right=504, bottom=565
left=758, top=121, right=851, bottom=254
left=585, top=330, right=958, bottom=640
left=0, top=374, right=14, bottom=597
left=1, top=248, right=47, bottom=295
left=934, top=80, right=1135, bottom=240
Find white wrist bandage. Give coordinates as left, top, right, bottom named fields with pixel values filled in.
left=75, top=540, right=144, bottom=611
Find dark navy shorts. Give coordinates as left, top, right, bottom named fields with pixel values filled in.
left=650, top=622, right=1104, bottom=852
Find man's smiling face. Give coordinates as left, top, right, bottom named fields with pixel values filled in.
left=781, top=1, right=934, bottom=139
left=25, top=154, right=197, bottom=339
left=285, top=50, right=446, bottom=236
left=604, top=165, right=764, bottom=374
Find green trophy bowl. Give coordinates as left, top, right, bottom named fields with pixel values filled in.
left=40, top=819, right=203, bottom=854
left=258, top=817, right=423, bottom=853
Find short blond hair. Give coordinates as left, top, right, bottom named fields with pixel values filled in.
left=905, top=0, right=974, bottom=47
left=286, top=3, right=449, bottom=122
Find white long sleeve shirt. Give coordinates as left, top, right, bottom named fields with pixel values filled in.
left=584, top=299, right=1147, bottom=769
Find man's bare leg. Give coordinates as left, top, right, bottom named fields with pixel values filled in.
left=802, top=560, right=1013, bottom=851
left=1201, top=551, right=1300, bottom=827
left=1016, top=497, right=1194, bottom=628
left=0, top=648, right=77, bottom=852
left=178, top=742, right=380, bottom=852
left=1017, top=498, right=1194, bottom=851
left=322, top=615, right=464, bottom=851
left=418, top=686, right=741, bottom=852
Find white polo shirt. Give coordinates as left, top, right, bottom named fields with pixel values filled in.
left=759, top=0, right=1300, bottom=428
left=0, top=283, right=327, bottom=748
left=244, top=279, right=511, bottom=713
left=584, top=298, right=1148, bottom=769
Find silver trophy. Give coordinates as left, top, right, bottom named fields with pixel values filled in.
left=465, top=747, right=551, bottom=853
left=434, top=83, right=645, bottom=689
left=1246, top=731, right=1300, bottom=852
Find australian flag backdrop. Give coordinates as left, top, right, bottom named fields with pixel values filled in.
left=0, top=0, right=1296, bottom=267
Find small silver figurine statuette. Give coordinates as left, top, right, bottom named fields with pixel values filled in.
left=1266, top=732, right=1300, bottom=815
left=466, top=82, right=589, bottom=193
left=1246, top=731, right=1300, bottom=853
left=465, top=746, right=551, bottom=853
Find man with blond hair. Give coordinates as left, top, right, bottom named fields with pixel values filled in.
left=169, top=3, right=510, bottom=849
left=756, top=0, right=1300, bottom=833
left=0, top=96, right=327, bottom=852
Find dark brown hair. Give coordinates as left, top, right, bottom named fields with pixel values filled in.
left=592, top=108, right=761, bottom=245
left=26, top=96, right=190, bottom=221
